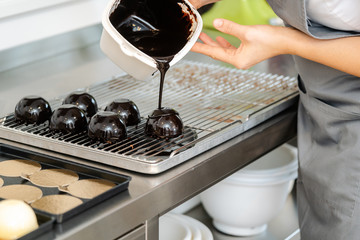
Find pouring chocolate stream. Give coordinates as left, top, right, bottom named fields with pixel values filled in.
left=110, top=0, right=193, bottom=137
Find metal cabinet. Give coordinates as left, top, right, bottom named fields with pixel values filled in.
left=117, top=225, right=145, bottom=240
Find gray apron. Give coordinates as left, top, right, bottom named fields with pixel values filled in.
left=266, top=0, right=360, bottom=239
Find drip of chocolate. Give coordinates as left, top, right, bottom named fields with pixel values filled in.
left=110, top=0, right=193, bottom=108
left=110, top=0, right=193, bottom=137
left=155, top=58, right=172, bottom=109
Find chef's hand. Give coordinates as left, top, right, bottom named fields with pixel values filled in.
left=191, top=19, right=291, bottom=70
left=190, top=0, right=218, bottom=9
left=192, top=18, right=360, bottom=76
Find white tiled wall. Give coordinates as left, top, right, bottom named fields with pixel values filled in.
left=0, top=0, right=108, bottom=51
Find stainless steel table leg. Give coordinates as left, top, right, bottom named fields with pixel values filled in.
left=145, top=216, right=159, bottom=240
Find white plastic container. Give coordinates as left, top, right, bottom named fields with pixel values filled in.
left=159, top=214, right=192, bottom=240
left=200, top=144, right=298, bottom=236
left=160, top=213, right=214, bottom=240
left=100, top=0, right=203, bottom=80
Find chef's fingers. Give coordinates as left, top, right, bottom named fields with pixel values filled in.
left=213, top=19, right=248, bottom=40
left=198, top=33, right=236, bottom=49
left=189, top=0, right=218, bottom=9
left=191, top=42, right=238, bottom=64
left=215, top=36, right=236, bottom=49
left=198, top=32, right=220, bottom=47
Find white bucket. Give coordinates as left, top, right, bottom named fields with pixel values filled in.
left=200, top=144, right=298, bottom=236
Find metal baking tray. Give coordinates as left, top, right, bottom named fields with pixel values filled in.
left=18, top=212, right=54, bottom=240
left=0, top=61, right=298, bottom=174
left=0, top=144, right=131, bottom=223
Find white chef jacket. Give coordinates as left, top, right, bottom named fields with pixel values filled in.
left=306, top=0, right=360, bottom=31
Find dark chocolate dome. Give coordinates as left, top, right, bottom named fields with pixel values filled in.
left=88, top=111, right=127, bottom=143
left=62, top=91, right=98, bottom=118
left=145, top=107, right=183, bottom=138
left=104, top=98, right=141, bottom=126
left=49, top=104, right=87, bottom=133
left=14, top=95, right=52, bottom=124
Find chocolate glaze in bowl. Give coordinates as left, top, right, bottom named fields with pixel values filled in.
left=88, top=111, right=127, bottom=143
left=109, top=0, right=194, bottom=58
left=14, top=96, right=52, bottom=124
left=49, top=104, right=87, bottom=134
left=145, top=107, right=183, bottom=138
left=62, top=91, right=98, bottom=118
left=104, top=99, right=141, bottom=126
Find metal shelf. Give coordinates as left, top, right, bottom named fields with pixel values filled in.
left=185, top=187, right=300, bottom=240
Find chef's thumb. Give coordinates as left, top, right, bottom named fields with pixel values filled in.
left=213, top=18, right=245, bottom=38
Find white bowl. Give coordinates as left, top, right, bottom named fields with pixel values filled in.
left=200, top=144, right=298, bottom=236
left=163, top=213, right=214, bottom=240
left=100, top=0, right=203, bottom=80
left=159, top=214, right=192, bottom=240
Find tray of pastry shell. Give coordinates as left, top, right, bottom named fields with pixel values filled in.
left=0, top=143, right=131, bottom=223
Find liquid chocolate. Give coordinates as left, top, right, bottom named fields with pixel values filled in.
left=110, top=0, right=193, bottom=108
left=110, top=0, right=193, bottom=137
left=109, top=0, right=193, bottom=58
left=156, top=58, right=171, bottom=109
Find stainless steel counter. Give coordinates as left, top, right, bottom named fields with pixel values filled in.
left=0, top=26, right=299, bottom=239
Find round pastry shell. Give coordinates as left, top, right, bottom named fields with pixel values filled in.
left=62, top=179, right=116, bottom=199
left=0, top=159, right=41, bottom=177
left=0, top=185, right=43, bottom=204
left=26, top=169, right=79, bottom=187
left=31, top=194, right=82, bottom=214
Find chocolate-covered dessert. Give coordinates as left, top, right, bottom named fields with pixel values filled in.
left=49, top=104, right=87, bottom=134
left=145, top=107, right=183, bottom=138
left=14, top=96, right=52, bottom=124
left=62, top=91, right=98, bottom=118
left=104, top=99, right=141, bottom=126
left=88, top=111, right=127, bottom=143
